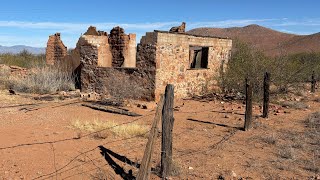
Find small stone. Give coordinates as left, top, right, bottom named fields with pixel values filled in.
left=224, top=115, right=229, bottom=118
left=188, top=166, right=194, bottom=170
left=231, top=171, right=237, bottom=177
left=59, top=91, right=67, bottom=96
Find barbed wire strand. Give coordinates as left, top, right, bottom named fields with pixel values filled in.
left=33, top=130, right=151, bottom=180
left=41, top=142, right=146, bottom=180
left=0, top=112, right=154, bottom=151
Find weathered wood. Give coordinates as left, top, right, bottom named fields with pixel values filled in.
left=244, top=79, right=253, bottom=131
left=137, top=95, right=164, bottom=180
left=161, top=84, right=175, bottom=179
left=311, top=71, right=316, bottom=93
left=82, top=103, right=141, bottom=117
left=262, top=72, right=270, bottom=118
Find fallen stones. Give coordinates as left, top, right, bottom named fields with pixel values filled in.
left=169, top=22, right=186, bottom=33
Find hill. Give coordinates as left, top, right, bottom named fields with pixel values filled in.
left=0, top=45, right=45, bottom=55
left=188, top=24, right=320, bottom=56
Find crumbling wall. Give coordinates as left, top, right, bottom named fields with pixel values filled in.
left=71, top=26, right=136, bottom=69
left=109, top=27, right=136, bottom=68
left=46, top=33, right=67, bottom=65
left=150, top=31, right=232, bottom=101
left=169, top=22, right=186, bottom=33
left=79, top=44, right=155, bottom=100
left=136, top=32, right=157, bottom=71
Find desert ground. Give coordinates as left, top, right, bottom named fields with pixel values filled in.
left=0, top=89, right=319, bottom=180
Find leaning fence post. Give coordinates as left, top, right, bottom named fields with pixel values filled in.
left=311, top=71, right=316, bottom=93
left=262, top=72, right=270, bottom=118
left=137, top=95, right=164, bottom=180
left=161, top=84, right=175, bottom=179
left=244, top=78, right=253, bottom=131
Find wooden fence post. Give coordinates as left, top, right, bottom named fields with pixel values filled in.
left=262, top=72, right=270, bottom=118
left=311, top=71, right=316, bottom=93
left=161, top=84, right=175, bottom=179
left=137, top=95, right=164, bottom=180
left=244, top=78, right=253, bottom=131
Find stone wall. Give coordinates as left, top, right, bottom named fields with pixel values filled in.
left=150, top=31, right=232, bottom=101
left=46, top=33, right=67, bottom=65
left=136, top=32, right=157, bottom=70
left=80, top=45, right=155, bottom=100
left=48, top=25, right=232, bottom=102
left=109, top=27, right=136, bottom=68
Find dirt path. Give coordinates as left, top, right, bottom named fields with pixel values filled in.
left=0, top=90, right=319, bottom=179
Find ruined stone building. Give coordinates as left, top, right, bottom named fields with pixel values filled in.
left=46, top=33, right=67, bottom=65
left=46, top=23, right=232, bottom=101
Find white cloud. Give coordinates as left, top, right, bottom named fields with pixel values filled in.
left=0, top=18, right=319, bottom=47
left=0, top=19, right=279, bottom=33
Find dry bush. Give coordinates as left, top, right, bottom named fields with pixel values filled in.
left=0, top=65, right=10, bottom=89
left=8, top=65, right=75, bottom=94
left=278, top=145, right=295, bottom=159
left=70, top=120, right=149, bottom=138
left=260, top=133, right=277, bottom=145
left=102, top=68, right=153, bottom=101
left=305, top=112, right=320, bottom=130
left=280, top=101, right=309, bottom=109
left=303, top=112, right=320, bottom=174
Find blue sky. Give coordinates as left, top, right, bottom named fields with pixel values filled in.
left=0, top=0, right=319, bottom=47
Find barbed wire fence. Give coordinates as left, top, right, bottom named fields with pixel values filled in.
left=1, top=75, right=318, bottom=179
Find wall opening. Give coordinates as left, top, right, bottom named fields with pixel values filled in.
left=189, top=46, right=209, bottom=69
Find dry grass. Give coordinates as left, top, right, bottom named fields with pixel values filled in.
left=69, top=120, right=149, bottom=138
left=0, top=65, right=10, bottom=89
left=278, top=145, right=295, bottom=159
left=280, top=101, right=309, bottom=109
left=305, top=112, right=320, bottom=130
left=8, top=65, right=75, bottom=94
left=260, top=133, right=277, bottom=145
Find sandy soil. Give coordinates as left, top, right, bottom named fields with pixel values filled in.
left=0, top=90, right=319, bottom=180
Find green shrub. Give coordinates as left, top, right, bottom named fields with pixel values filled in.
left=219, top=39, right=320, bottom=99
left=0, top=50, right=45, bottom=68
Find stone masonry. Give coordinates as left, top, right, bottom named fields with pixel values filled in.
left=46, top=23, right=232, bottom=101
left=169, top=22, right=186, bottom=33
left=139, top=30, right=232, bottom=101
left=46, top=33, right=67, bottom=65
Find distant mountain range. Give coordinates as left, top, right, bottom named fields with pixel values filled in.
left=188, top=24, right=320, bottom=56
left=0, top=45, right=45, bottom=55
left=1, top=25, right=319, bottom=56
